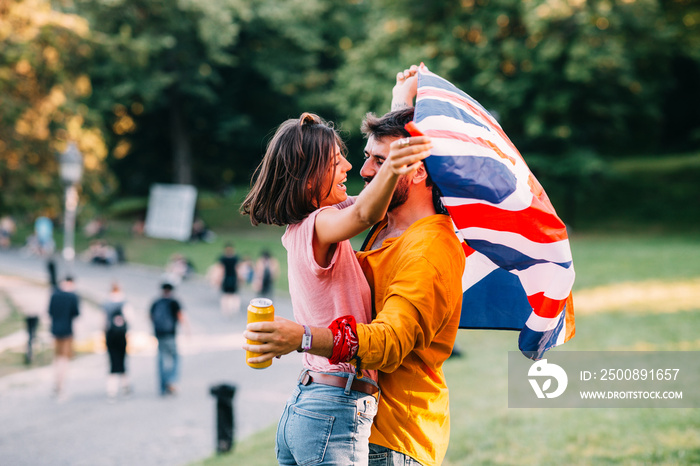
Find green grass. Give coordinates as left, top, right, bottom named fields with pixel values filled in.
left=570, top=232, right=700, bottom=290
left=0, top=291, right=27, bottom=338
left=191, top=425, right=278, bottom=466
left=441, top=309, right=700, bottom=465
left=0, top=347, right=54, bottom=377
left=100, top=220, right=290, bottom=289
left=611, top=152, right=700, bottom=174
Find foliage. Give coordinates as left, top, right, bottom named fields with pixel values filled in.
left=526, top=149, right=606, bottom=227
left=75, top=0, right=248, bottom=186
left=0, top=0, right=116, bottom=221
left=71, top=0, right=369, bottom=194
left=3, top=0, right=699, bottom=228
left=333, top=0, right=700, bottom=156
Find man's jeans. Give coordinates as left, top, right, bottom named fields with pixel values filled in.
left=369, top=444, right=424, bottom=466
left=156, top=336, right=178, bottom=394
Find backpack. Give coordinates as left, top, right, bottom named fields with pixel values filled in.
left=152, top=298, right=176, bottom=335
left=107, top=307, right=127, bottom=335
left=104, top=301, right=127, bottom=336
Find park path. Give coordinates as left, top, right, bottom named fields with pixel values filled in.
left=0, top=249, right=301, bottom=466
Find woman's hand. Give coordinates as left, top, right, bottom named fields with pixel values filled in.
left=386, top=135, right=432, bottom=176
left=391, top=64, right=419, bottom=111
left=242, top=316, right=304, bottom=364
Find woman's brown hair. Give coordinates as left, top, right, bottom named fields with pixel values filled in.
left=240, top=113, right=346, bottom=226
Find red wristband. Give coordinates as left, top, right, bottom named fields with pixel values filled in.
left=328, top=315, right=359, bottom=364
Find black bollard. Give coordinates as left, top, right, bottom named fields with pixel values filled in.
left=209, top=383, right=236, bottom=453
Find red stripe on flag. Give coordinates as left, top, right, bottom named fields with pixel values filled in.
left=446, top=203, right=569, bottom=244
left=462, top=241, right=476, bottom=257
left=527, top=292, right=567, bottom=319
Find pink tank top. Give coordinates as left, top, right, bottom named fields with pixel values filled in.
left=282, top=203, right=376, bottom=381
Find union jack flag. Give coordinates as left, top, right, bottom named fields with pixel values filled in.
left=410, top=64, right=576, bottom=360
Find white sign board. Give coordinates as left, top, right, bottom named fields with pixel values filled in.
left=144, top=184, right=197, bottom=241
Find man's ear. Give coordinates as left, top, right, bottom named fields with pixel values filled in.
left=411, top=162, right=428, bottom=185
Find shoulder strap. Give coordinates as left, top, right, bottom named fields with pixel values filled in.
left=360, top=221, right=385, bottom=252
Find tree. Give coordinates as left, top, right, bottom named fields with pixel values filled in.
left=76, top=0, right=368, bottom=193
left=0, top=0, right=114, bottom=221
left=76, top=0, right=246, bottom=185
left=332, top=0, right=700, bottom=155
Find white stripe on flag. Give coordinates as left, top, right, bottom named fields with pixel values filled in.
left=525, top=311, right=564, bottom=333
left=512, top=262, right=576, bottom=299
left=462, top=250, right=499, bottom=291
left=457, top=227, right=574, bottom=263
left=441, top=190, right=534, bottom=212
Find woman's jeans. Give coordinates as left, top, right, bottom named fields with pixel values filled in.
left=276, top=370, right=379, bottom=465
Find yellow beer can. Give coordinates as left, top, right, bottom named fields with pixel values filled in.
left=246, top=298, right=274, bottom=369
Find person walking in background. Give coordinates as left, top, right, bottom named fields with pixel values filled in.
left=103, top=283, right=132, bottom=403
left=164, top=253, right=192, bottom=284
left=48, top=276, right=80, bottom=399
left=0, top=215, right=16, bottom=249
left=218, top=243, right=241, bottom=315
left=149, top=282, right=186, bottom=396
left=34, top=216, right=55, bottom=257
left=238, top=256, right=255, bottom=289
left=253, top=250, right=279, bottom=298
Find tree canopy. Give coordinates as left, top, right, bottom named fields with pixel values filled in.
left=0, top=0, right=115, bottom=220
left=1, top=0, right=698, bottom=221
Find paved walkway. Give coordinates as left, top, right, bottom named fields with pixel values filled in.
left=0, top=249, right=301, bottom=465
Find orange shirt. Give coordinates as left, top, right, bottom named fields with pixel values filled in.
left=356, top=214, right=464, bottom=466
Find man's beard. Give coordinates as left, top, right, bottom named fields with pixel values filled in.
left=364, top=175, right=410, bottom=212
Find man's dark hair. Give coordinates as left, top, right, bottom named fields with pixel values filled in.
left=361, top=107, right=414, bottom=140
left=361, top=108, right=447, bottom=214
left=161, top=283, right=174, bottom=291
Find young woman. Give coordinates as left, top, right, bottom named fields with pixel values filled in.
left=241, top=112, right=431, bottom=465
left=102, top=282, right=132, bottom=402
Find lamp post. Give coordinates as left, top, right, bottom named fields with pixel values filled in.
left=59, top=142, right=83, bottom=275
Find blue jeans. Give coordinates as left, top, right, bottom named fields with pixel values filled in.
left=156, top=336, right=178, bottom=394
left=368, top=444, right=424, bottom=466
left=276, top=371, right=378, bottom=465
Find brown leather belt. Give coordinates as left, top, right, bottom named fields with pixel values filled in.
left=300, top=371, right=379, bottom=396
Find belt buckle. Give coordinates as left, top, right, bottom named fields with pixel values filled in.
left=300, top=371, right=312, bottom=386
